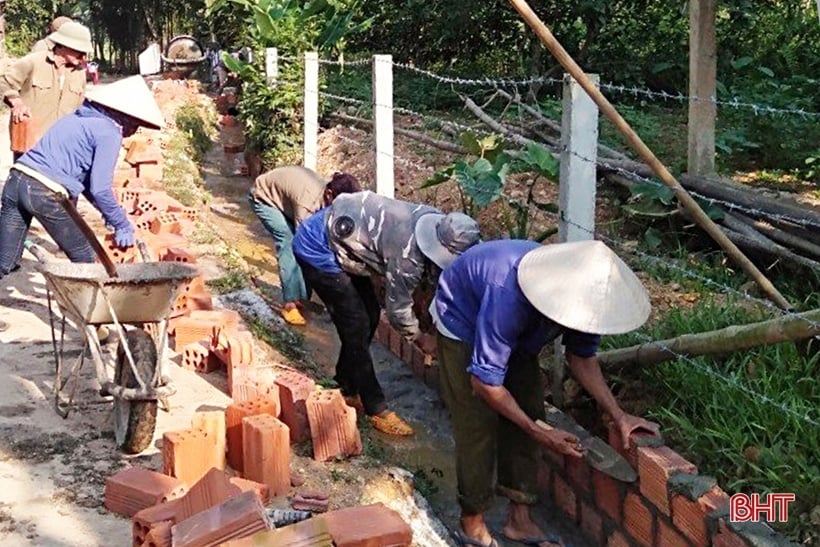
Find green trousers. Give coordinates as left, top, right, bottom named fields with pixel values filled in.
left=437, top=333, right=546, bottom=515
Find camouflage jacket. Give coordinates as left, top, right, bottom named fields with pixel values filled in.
left=327, top=191, right=439, bottom=339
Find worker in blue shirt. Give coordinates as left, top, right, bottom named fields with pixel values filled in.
left=0, top=75, right=164, bottom=279
left=433, top=239, right=660, bottom=547
left=293, top=192, right=480, bottom=436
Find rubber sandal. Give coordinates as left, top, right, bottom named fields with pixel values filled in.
left=453, top=530, right=501, bottom=547
left=369, top=410, right=414, bottom=436
left=282, top=307, right=307, bottom=326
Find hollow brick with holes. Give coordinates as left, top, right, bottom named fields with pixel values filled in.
left=579, top=501, right=604, bottom=546
left=181, top=341, right=220, bottom=373
left=140, top=519, right=171, bottom=547
left=552, top=474, right=578, bottom=522
left=101, top=233, right=139, bottom=264
left=149, top=212, right=183, bottom=236
left=638, top=445, right=697, bottom=515
left=606, top=530, right=631, bottom=547
left=225, top=398, right=278, bottom=472
left=624, top=492, right=655, bottom=547
left=214, top=330, right=255, bottom=371
left=242, top=414, right=291, bottom=496
left=162, top=428, right=214, bottom=486
left=275, top=370, right=316, bottom=444
left=104, top=467, right=187, bottom=518
left=306, top=389, right=362, bottom=462
left=191, top=411, right=227, bottom=470
left=132, top=499, right=182, bottom=547
left=162, top=247, right=197, bottom=264
left=137, top=162, right=163, bottom=183
left=126, top=140, right=162, bottom=165
left=173, top=316, right=220, bottom=352
left=656, top=518, right=690, bottom=547
left=711, top=519, right=749, bottom=547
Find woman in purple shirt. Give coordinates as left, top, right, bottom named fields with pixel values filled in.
left=434, top=239, right=660, bottom=547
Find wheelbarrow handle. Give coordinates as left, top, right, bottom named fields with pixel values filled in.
left=56, top=195, right=119, bottom=278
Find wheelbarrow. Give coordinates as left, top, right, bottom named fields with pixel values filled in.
left=25, top=240, right=198, bottom=453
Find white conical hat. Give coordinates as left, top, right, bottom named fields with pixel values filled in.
left=517, top=240, right=651, bottom=334
left=85, top=76, right=165, bottom=129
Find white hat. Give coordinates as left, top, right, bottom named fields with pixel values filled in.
left=415, top=212, right=481, bottom=269
left=48, top=21, right=92, bottom=54
left=517, top=240, right=651, bottom=334
left=85, top=76, right=165, bottom=129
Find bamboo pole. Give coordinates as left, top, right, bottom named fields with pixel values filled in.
left=507, top=0, right=791, bottom=310
left=599, top=309, right=820, bottom=368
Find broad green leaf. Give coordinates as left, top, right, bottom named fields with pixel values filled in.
left=731, top=56, right=753, bottom=70
left=461, top=132, right=483, bottom=157
left=643, top=227, right=663, bottom=249
left=757, top=66, right=774, bottom=78
left=421, top=166, right=454, bottom=188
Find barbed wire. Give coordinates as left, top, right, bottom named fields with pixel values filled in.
left=324, top=125, right=434, bottom=175
left=389, top=61, right=820, bottom=119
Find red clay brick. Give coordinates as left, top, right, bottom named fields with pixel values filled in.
left=191, top=411, right=227, bottom=471
left=306, top=389, right=363, bottom=462
left=566, top=454, right=592, bottom=494
left=104, top=467, right=187, bottom=518
left=173, top=316, right=220, bottom=352
left=161, top=429, right=214, bottom=486
left=149, top=212, right=183, bottom=236
left=552, top=474, right=578, bottom=522
left=229, top=477, right=271, bottom=505
left=137, top=162, right=163, bottom=183
left=181, top=341, right=220, bottom=373
left=638, top=446, right=697, bottom=515
left=177, top=467, right=241, bottom=522
left=623, top=492, right=654, bottom=547
left=171, top=490, right=268, bottom=547
left=191, top=309, right=242, bottom=332
left=214, top=330, right=255, bottom=370
left=140, top=519, right=171, bottom=547
left=225, top=398, right=278, bottom=472
left=376, top=314, right=390, bottom=345
left=671, top=487, right=729, bottom=547
left=222, top=517, right=333, bottom=546
left=657, top=518, right=690, bottom=547
left=132, top=499, right=182, bottom=547
left=162, top=247, right=197, bottom=264
left=593, top=469, right=623, bottom=522
left=126, top=140, right=162, bottom=165
left=275, top=370, right=316, bottom=444
left=242, top=414, right=291, bottom=496
left=100, top=233, right=140, bottom=264
left=323, top=503, right=412, bottom=547
left=579, top=501, right=604, bottom=546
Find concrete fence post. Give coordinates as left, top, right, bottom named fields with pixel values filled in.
left=303, top=52, right=319, bottom=172
left=553, top=72, right=600, bottom=406
left=372, top=55, right=394, bottom=198
left=265, top=47, right=278, bottom=86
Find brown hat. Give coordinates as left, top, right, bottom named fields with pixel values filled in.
left=48, top=21, right=92, bottom=54
left=50, top=16, right=73, bottom=33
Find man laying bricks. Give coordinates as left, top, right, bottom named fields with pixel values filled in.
left=249, top=167, right=360, bottom=326
left=293, top=191, right=481, bottom=436
left=0, top=76, right=164, bottom=282
left=432, top=239, right=661, bottom=547
left=0, top=21, right=92, bottom=160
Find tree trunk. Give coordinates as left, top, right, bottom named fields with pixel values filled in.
left=599, top=309, right=820, bottom=368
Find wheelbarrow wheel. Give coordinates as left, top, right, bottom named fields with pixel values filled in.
left=114, top=329, right=158, bottom=454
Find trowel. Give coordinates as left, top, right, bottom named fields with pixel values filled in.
left=537, top=403, right=637, bottom=483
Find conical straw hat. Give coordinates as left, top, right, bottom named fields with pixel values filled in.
left=517, top=240, right=651, bottom=334
left=85, top=76, right=165, bottom=129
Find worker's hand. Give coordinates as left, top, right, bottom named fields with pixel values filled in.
left=414, top=332, right=437, bottom=356
left=533, top=422, right=584, bottom=458
left=114, top=225, right=135, bottom=248
left=11, top=102, right=32, bottom=124
left=615, top=413, right=661, bottom=450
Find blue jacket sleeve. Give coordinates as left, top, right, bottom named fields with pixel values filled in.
left=84, top=126, right=130, bottom=231
left=468, top=286, right=530, bottom=386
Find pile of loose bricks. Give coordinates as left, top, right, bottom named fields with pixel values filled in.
left=99, top=80, right=413, bottom=547
left=374, top=313, right=794, bottom=546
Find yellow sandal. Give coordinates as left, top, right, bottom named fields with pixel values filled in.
left=282, top=307, right=307, bottom=326
left=370, top=411, right=414, bottom=436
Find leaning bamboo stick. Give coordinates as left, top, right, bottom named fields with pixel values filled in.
left=599, top=309, right=820, bottom=368
left=507, top=0, right=791, bottom=310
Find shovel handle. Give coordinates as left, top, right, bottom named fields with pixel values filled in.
left=57, top=195, right=119, bottom=278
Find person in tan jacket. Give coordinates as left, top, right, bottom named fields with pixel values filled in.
left=249, top=167, right=361, bottom=325
left=30, top=16, right=74, bottom=53
left=0, top=21, right=92, bottom=159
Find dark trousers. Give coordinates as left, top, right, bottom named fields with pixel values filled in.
left=437, top=333, right=546, bottom=515
left=297, top=258, right=386, bottom=415
left=0, top=169, right=94, bottom=276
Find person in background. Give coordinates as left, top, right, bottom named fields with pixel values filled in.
left=249, top=167, right=361, bottom=326
left=30, top=16, right=73, bottom=53
left=0, top=21, right=92, bottom=160
left=0, top=76, right=164, bottom=280
left=433, top=239, right=661, bottom=547
left=293, top=191, right=480, bottom=436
